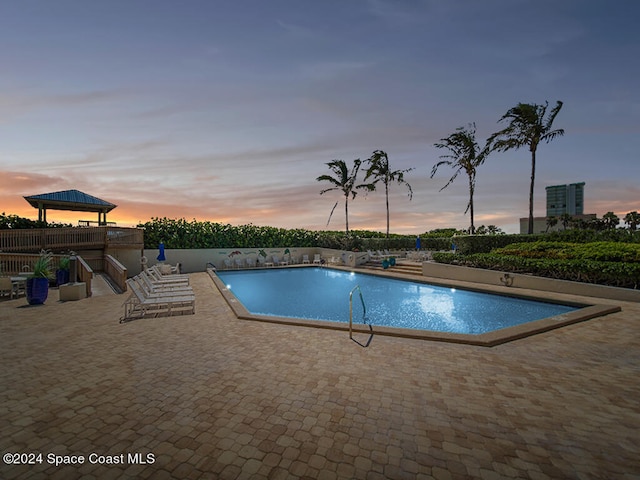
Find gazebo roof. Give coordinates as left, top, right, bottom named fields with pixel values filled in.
left=24, top=189, right=116, bottom=213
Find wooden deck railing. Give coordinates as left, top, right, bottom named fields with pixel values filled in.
left=0, top=252, right=68, bottom=275
left=0, top=252, right=93, bottom=297
left=76, top=255, right=93, bottom=298
left=104, top=255, right=127, bottom=293
left=0, top=226, right=143, bottom=253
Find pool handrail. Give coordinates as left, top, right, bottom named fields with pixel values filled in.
left=349, top=284, right=373, bottom=347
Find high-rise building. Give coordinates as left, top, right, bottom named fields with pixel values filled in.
left=546, top=183, right=585, bottom=217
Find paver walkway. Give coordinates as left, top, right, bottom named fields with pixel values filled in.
left=1, top=272, right=639, bottom=479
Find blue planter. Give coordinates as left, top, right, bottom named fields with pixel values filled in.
left=56, top=269, right=70, bottom=287
left=382, top=259, right=390, bottom=269
left=26, top=277, right=49, bottom=305
left=390, top=257, right=396, bottom=266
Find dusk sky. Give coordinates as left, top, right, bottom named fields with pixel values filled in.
left=1, top=0, right=639, bottom=234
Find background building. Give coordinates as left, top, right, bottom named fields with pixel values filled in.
left=546, top=183, right=585, bottom=216
left=519, top=182, right=595, bottom=234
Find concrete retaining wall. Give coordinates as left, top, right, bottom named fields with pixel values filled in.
left=140, top=247, right=361, bottom=274
left=422, top=262, right=640, bottom=302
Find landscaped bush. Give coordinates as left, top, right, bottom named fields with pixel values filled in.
left=432, top=251, right=640, bottom=289
left=451, top=234, right=542, bottom=254
left=0, top=213, right=72, bottom=229
left=447, top=229, right=640, bottom=256
left=494, top=241, right=640, bottom=262
left=138, top=218, right=463, bottom=251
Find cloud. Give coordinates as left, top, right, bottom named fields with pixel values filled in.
left=0, top=89, right=127, bottom=124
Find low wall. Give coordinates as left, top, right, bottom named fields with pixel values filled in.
left=110, top=247, right=368, bottom=276
left=422, top=262, right=640, bottom=302
left=142, top=247, right=323, bottom=274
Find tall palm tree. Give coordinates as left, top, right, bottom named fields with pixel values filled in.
left=489, top=100, right=564, bottom=234
left=363, top=150, right=414, bottom=239
left=317, top=159, right=373, bottom=234
left=432, top=123, right=489, bottom=234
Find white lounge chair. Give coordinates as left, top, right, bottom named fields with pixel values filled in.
left=122, top=279, right=195, bottom=322
left=144, top=268, right=190, bottom=286
left=272, top=255, right=280, bottom=266
left=302, top=255, right=310, bottom=264
left=135, top=274, right=193, bottom=296
left=313, top=254, right=321, bottom=265
left=367, top=250, right=383, bottom=260
left=234, top=258, right=244, bottom=269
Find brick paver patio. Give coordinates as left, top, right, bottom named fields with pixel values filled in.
left=1, top=272, right=639, bottom=479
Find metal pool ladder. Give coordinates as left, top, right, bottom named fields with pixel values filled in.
left=349, top=285, right=373, bottom=347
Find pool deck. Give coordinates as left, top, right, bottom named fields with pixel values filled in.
left=1, top=271, right=639, bottom=479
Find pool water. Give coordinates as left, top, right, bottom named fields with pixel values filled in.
left=215, top=268, right=578, bottom=335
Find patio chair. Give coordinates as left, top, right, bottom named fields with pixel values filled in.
left=0, top=277, right=15, bottom=300
left=272, top=255, right=280, bottom=266
left=302, top=255, right=310, bottom=264
left=234, top=258, right=244, bottom=269
left=313, top=254, right=321, bottom=265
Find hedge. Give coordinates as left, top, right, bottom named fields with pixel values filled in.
left=432, top=252, right=639, bottom=289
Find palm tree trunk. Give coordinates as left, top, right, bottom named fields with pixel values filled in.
left=468, top=176, right=475, bottom=234
left=528, top=149, right=536, bottom=234
left=385, top=181, right=390, bottom=239
left=344, top=194, right=349, bottom=234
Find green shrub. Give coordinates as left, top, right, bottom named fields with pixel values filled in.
left=432, top=252, right=639, bottom=289
left=493, top=241, right=640, bottom=262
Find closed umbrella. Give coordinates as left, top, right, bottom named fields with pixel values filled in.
left=157, top=242, right=166, bottom=262
left=415, top=236, right=421, bottom=251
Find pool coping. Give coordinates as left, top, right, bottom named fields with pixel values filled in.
left=207, top=266, right=622, bottom=347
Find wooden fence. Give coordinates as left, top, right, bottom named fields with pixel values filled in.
left=0, top=226, right=143, bottom=253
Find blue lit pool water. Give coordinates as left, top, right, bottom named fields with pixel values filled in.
left=216, top=268, right=577, bottom=335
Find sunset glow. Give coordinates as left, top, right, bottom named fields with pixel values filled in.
left=1, top=1, right=639, bottom=233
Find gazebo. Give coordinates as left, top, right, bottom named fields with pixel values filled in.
left=23, top=189, right=117, bottom=226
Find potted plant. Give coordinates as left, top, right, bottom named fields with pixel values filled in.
left=56, top=256, right=70, bottom=287
left=26, top=251, right=53, bottom=305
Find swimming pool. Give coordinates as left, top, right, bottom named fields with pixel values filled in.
left=214, top=267, right=582, bottom=337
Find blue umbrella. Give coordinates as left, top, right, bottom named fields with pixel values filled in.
left=415, top=236, right=421, bottom=251
left=157, top=242, right=166, bottom=262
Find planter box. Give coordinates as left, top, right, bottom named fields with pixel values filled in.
left=59, top=283, right=87, bottom=301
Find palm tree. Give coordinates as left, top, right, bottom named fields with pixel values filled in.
left=363, top=150, right=414, bottom=239
left=317, top=159, right=373, bottom=234
left=624, top=211, right=640, bottom=231
left=602, top=211, right=620, bottom=229
left=545, top=215, right=558, bottom=233
left=489, top=101, right=564, bottom=234
left=432, top=123, right=489, bottom=234
left=559, top=213, right=572, bottom=230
